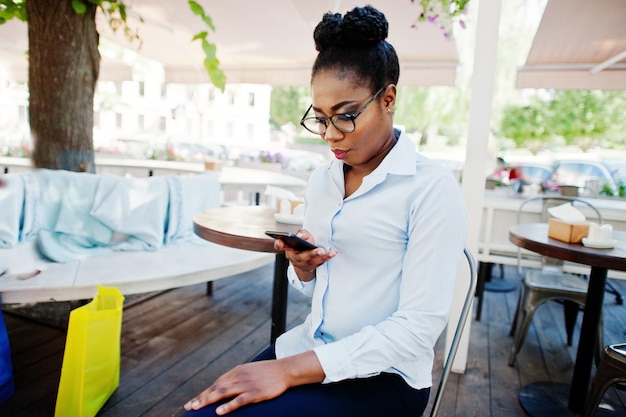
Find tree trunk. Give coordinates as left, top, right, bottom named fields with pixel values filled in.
left=27, top=0, right=99, bottom=173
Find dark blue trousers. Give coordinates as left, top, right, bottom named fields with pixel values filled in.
left=183, top=346, right=429, bottom=417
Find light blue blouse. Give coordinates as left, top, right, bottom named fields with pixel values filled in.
left=275, top=131, right=467, bottom=390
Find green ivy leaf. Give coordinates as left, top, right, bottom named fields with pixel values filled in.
left=0, top=0, right=27, bottom=22
left=189, top=1, right=224, bottom=88
left=201, top=39, right=218, bottom=60
left=188, top=1, right=215, bottom=31
left=205, top=59, right=226, bottom=92
left=71, top=0, right=87, bottom=14
left=188, top=0, right=203, bottom=16
left=192, top=31, right=208, bottom=41
left=201, top=15, right=215, bottom=32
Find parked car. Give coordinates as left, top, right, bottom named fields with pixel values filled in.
left=508, top=163, right=554, bottom=185
left=281, top=150, right=328, bottom=172
left=552, top=160, right=618, bottom=195
left=239, top=148, right=328, bottom=173
left=488, top=161, right=554, bottom=189
left=603, top=159, right=626, bottom=183
left=169, top=142, right=231, bottom=162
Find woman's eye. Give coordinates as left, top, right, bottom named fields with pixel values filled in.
left=335, top=114, right=353, bottom=122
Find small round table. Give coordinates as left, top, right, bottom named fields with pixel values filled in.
left=193, top=205, right=300, bottom=343
left=509, top=223, right=626, bottom=416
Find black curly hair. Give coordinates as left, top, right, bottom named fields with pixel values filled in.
left=311, top=5, right=400, bottom=93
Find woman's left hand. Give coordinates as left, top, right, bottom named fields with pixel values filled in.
left=184, top=351, right=324, bottom=415
left=184, top=360, right=289, bottom=415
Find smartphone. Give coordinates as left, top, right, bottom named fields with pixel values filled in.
left=265, top=231, right=318, bottom=251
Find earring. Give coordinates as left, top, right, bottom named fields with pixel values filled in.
left=387, top=108, right=393, bottom=113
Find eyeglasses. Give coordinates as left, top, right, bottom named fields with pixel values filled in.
left=299, top=86, right=386, bottom=135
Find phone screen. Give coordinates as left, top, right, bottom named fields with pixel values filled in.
left=265, top=231, right=318, bottom=251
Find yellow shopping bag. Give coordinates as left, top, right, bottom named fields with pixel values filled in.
left=54, top=285, right=124, bottom=417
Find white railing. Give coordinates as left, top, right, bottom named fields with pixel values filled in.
left=0, top=156, right=307, bottom=206
left=479, top=188, right=626, bottom=279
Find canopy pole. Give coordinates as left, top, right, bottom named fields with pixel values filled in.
left=447, top=0, right=502, bottom=373
left=590, top=49, right=626, bottom=74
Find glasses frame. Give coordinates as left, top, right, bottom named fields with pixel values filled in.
left=299, top=86, right=386, bottom=135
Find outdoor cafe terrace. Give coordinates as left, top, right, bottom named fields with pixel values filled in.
left=1, top=155, right=626, bottom=416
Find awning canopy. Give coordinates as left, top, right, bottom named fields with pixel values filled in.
left=516, top=0, right=626, bottom=90
left=0, top=0, right=459, bottom=87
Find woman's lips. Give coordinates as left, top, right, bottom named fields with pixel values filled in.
left=333, top=149, right=348, bottom=160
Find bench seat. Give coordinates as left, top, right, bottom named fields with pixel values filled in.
left=0, top=168, right=275, bottom=304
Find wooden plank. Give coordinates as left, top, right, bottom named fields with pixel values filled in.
left=101, top=268, right=312, bottom=416
left=102, top=270, right=276, bottom=412
left=485, top=280, right=526, bottom=417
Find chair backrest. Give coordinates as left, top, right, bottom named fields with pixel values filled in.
left=428, top=247, right=476, bottom=417
left=515, top=196, right=603, bottom=273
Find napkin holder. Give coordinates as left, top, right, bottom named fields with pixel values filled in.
left=548, top=218, right=589, bottom=243
left=203, top=159, right=222, bottom=172
left=547, top=203, right=590, bottom=243
left=276, top=198, right=304, bottom=215
left=265, top=185, right=303, bottom=216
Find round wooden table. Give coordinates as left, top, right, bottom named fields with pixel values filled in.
left=509, top=223, right=626, bottom=416
left=193, top=205, right=301, bottom=343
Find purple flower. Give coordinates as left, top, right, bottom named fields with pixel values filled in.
left=428, top=14, right=439, bottom=23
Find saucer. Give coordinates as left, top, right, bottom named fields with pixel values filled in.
left=582, top=238, right=617, bottom=249
left=274, top=213, right=304, bottom=225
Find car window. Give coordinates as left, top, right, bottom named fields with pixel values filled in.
left=554, top=162, right=614, bottom=189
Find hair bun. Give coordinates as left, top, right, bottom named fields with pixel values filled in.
left=314, top=5, right=389, bottom=52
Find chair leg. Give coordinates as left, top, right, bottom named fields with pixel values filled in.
left=563, top=300, right=579, bottom=346
left=509, top=289, right=522, bottom=337
left=509, top=291, right=537, bottom=367
left=475, top=262, right=492, bottom=321
left=594, top=310, right=605, bottom=366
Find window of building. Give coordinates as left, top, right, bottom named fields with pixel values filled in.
left=159, top=116, right=166, bottom=132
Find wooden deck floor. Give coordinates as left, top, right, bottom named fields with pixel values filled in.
left=1, top=264, right=625, bottom=416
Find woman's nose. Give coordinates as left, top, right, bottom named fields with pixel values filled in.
left=322, top=123, right=344, bottom=142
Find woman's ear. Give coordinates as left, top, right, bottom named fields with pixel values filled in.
left=383, top=84, right=397, bottom=110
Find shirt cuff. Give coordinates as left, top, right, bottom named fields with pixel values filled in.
left=287, top=264, right=316, bottom=295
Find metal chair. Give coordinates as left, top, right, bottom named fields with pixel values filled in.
left=581, top=343, right=626, bottom=417
left=508, top=196, right=604, bottom=367
left=427, top=247, right=476, bottom=417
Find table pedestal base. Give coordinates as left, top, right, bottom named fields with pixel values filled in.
left=519, top=382, right=576, bottom=417
left=482, top=262, right=516, bottom=293
left=519, top=382, right=626, bottom=417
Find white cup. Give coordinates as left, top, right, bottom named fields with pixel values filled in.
left=588, top=222, right=613, bottom=242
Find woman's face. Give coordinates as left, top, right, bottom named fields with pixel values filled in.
left=309, top=69, right=396, bottom=170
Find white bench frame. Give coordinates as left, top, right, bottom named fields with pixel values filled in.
left=0, top=240, right=273, bottom=304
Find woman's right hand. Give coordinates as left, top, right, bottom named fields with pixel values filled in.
left=274, top=229, right=337, bottom=280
